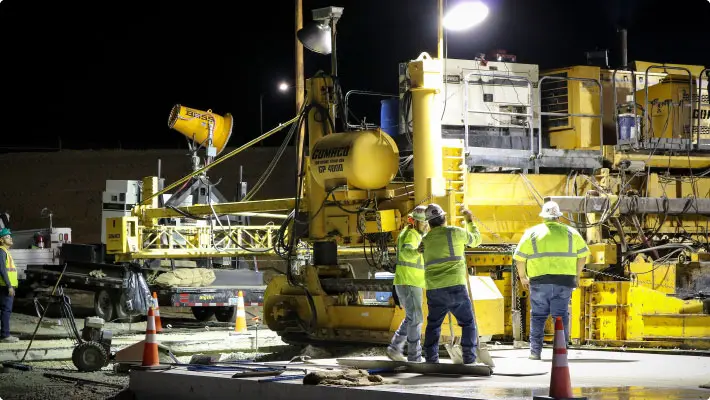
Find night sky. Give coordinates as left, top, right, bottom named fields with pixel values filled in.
left=1, top=0, right=709, bottom=151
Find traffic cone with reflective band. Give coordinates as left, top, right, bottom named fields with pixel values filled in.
left=233, top=290, right=247, bottom=334
left=152, top=292, right=163, bottom=334
left=533, top=317, right=586, bottom=400
left=134, top=306, right=170, bottom=370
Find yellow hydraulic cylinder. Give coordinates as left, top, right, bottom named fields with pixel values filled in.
left=408, top=54, right=444, bottom=205
left=305, top=75, right=334, bottom=239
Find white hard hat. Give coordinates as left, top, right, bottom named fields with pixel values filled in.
left=409, top=205, right=427, bottom=222
left=539, top=201, right=563, bottom=218
left=425, top=204, right=446, bottom=221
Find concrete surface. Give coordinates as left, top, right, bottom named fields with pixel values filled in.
left=128, top=349, right=710, bottom=400
left=0, top=327, right=286, bottom=361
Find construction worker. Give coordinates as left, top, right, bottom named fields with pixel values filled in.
left=0, top=228, right=19, bottom=343
left=387, top=205, right=428, bottom=362
left=513, top=201, right=590, bottom=360
left=420, top=204, right=481, bottom=364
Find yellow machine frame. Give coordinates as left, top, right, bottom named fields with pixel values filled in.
left=103, top=19, right=710, bottom=352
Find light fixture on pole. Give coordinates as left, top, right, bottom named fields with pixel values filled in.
left=442, top=1, right=489, bottom=31
left=437, top=0, right=489, bottom=58
left=297, top=6, right=344, bottom=76
left=278, top=82, right=290, bottom=92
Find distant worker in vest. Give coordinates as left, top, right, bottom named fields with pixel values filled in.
left=0, top=228, right=19, bottom=343
left=420, top=204, right=481, bottom=364
left=513, top=201, right=589, bottom=360
left=387, top=205, right=428, bottom=363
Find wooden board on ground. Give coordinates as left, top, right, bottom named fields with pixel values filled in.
left=336, top=358, right=493, bottom=376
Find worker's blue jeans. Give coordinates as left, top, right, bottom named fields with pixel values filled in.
left=0, top=286, right=12, bottom=338
left=423, top=285, right=477, bottom=364
left=388, top=285, right=424, bottom=360
left=529, top=283, right=573, bottom=356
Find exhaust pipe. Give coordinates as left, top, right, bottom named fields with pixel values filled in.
left=619, top=27, right=628, bottom=68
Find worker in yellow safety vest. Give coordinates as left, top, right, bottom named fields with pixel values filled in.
left=513, top=201, right=589, bottom=360
left=420, top=204, right=481, bottom=364
left=0, top=228, right=19, bottom=342
left=387, top=205, right=428, bottom=362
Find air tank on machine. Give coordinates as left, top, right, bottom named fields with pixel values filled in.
left=310, top=129, right=399, bottom=190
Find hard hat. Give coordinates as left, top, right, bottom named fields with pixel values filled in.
left=0, top=228, right=11, bottom=238
left=539, top=201, right=563, bottom=218
left=425, top=204, right=447, bottom=221
left=409, top=205, right=427, bottom=222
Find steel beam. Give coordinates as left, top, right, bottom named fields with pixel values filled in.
left=546, top=196, right=710, bottom=215
left=137, top=198, right=299, bottom=219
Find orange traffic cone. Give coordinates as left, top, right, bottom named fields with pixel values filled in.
left=133, top=306, right=170, bottom=370
left=152, top=292, right=163, bottom=334
left=232, top=290, right=247, bottom=334
left=534, top=317, right=586, bottom=400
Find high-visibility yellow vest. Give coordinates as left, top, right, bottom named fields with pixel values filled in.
left=513, top=221, right=590, bottom=278
left=393, top=226, right=425, bottom=288
left=0, top=246, right=18, bottom=288
left=422, top=222, right=481, bottom=290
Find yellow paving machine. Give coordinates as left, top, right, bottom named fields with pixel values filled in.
left=106, top=5, right=710, bottom=353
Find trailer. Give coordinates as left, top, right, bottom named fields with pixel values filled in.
left=23, top=245, right=265, bottom=323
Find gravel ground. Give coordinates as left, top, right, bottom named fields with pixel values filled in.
left=0, top=361, right=128, bottom=400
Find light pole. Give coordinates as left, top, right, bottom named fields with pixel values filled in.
left=259, top=82, right=292, bottom=144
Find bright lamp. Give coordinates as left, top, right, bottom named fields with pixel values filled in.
left=443, top=1, right=489, bottom=31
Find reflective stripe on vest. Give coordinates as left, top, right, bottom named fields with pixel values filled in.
left=0, top=247, right=18, bottom=287
left=424, top=229, right=464, bottom=266
left=514, top=222, right=588, bottom=278
left=516, top=227, right=588, bottom=259
left=423, top=225, right=472, bottom=290
left=393, top=227, right=426, bottom=288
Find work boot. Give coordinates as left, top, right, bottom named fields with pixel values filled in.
left=0, top=336, right=19, bottom=343
left=406, top=339, right=423, bottom=363
left=386, top=346, right=407, bottom=362
left=528, top=353, right=541, bottom=361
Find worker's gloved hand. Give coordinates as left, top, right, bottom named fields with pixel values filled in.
left=8, top=287, right=15, bottom=297
left=418, top=243, right=424, bottom=253
left=460, top=207, right=474, bottom=222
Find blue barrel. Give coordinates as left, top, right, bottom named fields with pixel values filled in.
left=618, top=114, right=637, bottom=141
left=380, top=98, right=399, bottom=137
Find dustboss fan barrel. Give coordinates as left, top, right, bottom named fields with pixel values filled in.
left=310, top=129, right=399, bottom=190
left=168, top=104, right=234, bottom=155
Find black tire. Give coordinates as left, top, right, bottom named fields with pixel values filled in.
left=94, top=290, right=114, bottom=322
left=214, top=306, right=235, bottom=323
left=191, top=306, right=215, bottom=321
left=72, top=341, right=108, bottom=372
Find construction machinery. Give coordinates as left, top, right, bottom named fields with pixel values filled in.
left=103, top=5, right=709, bottom=353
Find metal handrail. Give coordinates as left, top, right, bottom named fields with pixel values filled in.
left=536, top=76, right=604, bottom=162
left=696, top=68, right=710, bottom=147
left=643, top=65, right=693, bottom=150
left=462, top=71, right=535, bottom=158
left=343, top=90, right=398, bottom=129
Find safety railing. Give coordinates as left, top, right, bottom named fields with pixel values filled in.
left=642, top=65, right=694, bottom=151
left=343, top=90, right=398, bottom=130
left=536, top=75, right=604, bottom=161
left=139, top=224, right=279, bottom=254
left=462, top=71, right=535, bottom=158
left=696, top=68, right=710, bottom=149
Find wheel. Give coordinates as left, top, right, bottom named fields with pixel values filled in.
left=214, top=306, right=235, bottom=322
left=94, top=290, right=114, bottom=322
left=191, top=306, right=215, bottom=321
left=113, top=290, right=142, bottom=323
left=72, top=341, right=108, bottom=372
